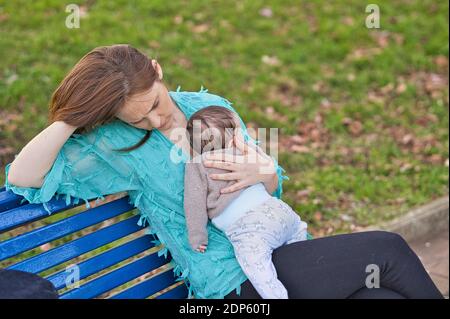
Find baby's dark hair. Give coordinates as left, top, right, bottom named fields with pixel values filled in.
left=186, top=106, right=240, bottom=155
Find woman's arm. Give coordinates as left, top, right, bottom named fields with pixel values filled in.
left=4, top=119, right=142, bottom=214
left=257, top=152, right=279, bottom=194
left=259, top=172, right=279, bottom=195
left=7, top=121, right=77, bottom=188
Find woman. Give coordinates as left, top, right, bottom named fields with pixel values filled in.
left=4, top=45, right=443, bottom=299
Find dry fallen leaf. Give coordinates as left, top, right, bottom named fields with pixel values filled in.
left=40, top=243, right=52, bottom=252
left=173, top=15, right=183, bottom=24
left=290, top=135, right=307, bottom=145
left=346, top=47, right=382, bottom=61
left=261, top=55, right=281, bottom=66
left=79, top=5, right=88, bottom=18
left=396, top=82, right=407, bottom=94
left=291, top=145, right=310, bottom=153
left=427, top=154, right=443, bottom=165
left=342, top=16, right=354, bottom=26
left=347, top=73, right=356, bottom=81
left=434, top=55, right=448, bottom=68
left=259, top=7, right=273, bottom=18
left=313, top=211, right=323, bottom=221
left=296, top=189, right=311, bottom=199
left=344, top=119, right=363, bottom=136
left=192, top=23, right=209, bottom=33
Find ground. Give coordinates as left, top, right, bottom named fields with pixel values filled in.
left=409, top=229, right=449, bottom=297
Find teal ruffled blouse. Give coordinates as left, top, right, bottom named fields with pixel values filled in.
left=4, top=87, right=290, bottom=299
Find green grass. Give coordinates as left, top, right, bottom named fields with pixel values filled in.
left=0, top=0, right=448, bottom=237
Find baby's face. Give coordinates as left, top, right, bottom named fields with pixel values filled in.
left=187, top=115, right=242, bottom=154
left=225, top=123, right=244, bottom=147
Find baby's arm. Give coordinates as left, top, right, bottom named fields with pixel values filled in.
left=183, top=160, right=209, bottom=252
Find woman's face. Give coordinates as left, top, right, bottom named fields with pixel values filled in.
left=116, top=81, right=174, bottom=130
left=115, top=61, right=175, bottom=131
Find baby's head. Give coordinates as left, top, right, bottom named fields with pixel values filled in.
left=186, top=106, right=241, bottom=156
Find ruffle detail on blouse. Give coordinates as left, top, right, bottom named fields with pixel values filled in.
left=198, top=85, right=209, bottom=93
left=3, top=152, right=107, bottom=216
left=170, top=258, right=247, bottom=299
left=139, top=212, right=195, bottom=298
left=175, top=85, right=209, bottom=94
left=132, top=201, right=248, bottom=299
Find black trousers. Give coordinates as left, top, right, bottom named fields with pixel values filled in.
left=0, top=231, right=443, bottom=299
left=225, top=231, right=444, bottom=299
left=0, top=269, right=58, bottom=299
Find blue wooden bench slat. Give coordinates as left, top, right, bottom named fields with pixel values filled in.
left=59, top=252, right=171, bottom=299
left=111, top=269, right=180, bottom=299
left=0, top=189, right=26, bottom=213
left=0, top=192, right=82, bottom=231
left=0, top=199, right=134, bottom=260
left=7, top=216, right=141, bottom=274
left=0, top=203, right=65, bottom=233
left=0, top=195, right=131, bottom=233
left=46, top=235, right=155, bottom=290
left=156, top=284, right=189, bottom=299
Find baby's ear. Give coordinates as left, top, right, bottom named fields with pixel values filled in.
left=226, top=137, right=234, bottom=148
left=234, top=128, right=244, bottom=144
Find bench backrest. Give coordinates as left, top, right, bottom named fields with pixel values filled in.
left=0, top=187, right=188, bottom=299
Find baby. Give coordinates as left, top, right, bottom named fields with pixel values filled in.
left=183, top=106, right=308, bottom=299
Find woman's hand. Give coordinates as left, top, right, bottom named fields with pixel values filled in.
left=203, top=134, right=278, bottom=194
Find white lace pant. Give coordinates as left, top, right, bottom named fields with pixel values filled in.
left=223, top=197, right=308, bottom=299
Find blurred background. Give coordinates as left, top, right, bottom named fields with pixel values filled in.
left=0, top=0, right=448, bottom=295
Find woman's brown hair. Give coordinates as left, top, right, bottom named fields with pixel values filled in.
left=48, top=44, right=159, bottom=152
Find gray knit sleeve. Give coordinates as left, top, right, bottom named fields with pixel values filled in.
left=183, top=160, right=209, bottom=250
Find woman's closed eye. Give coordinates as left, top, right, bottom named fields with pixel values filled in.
left=130, top=101, right=159, bottom=125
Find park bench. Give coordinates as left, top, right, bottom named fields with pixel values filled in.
left=1, top=185, right=314, bottom=299
left=0, top=186, right=188, bottom=299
